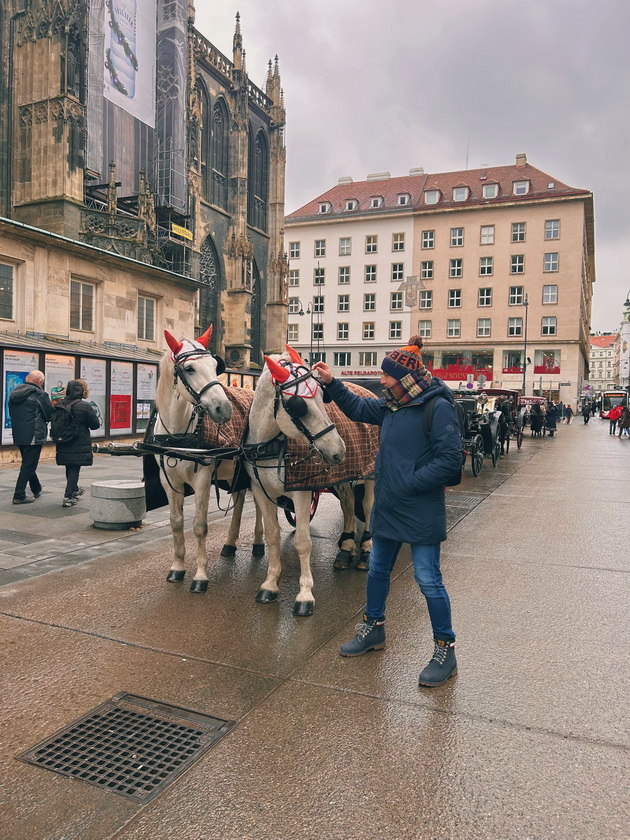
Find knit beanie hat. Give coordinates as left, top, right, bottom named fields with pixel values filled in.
left=381, top=336, right=426, bottom=381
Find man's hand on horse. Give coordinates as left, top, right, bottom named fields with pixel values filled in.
left=311, top=361, right=333, bottom=384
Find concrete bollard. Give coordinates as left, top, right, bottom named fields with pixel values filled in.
left=91, top=481, right=146, bottom=530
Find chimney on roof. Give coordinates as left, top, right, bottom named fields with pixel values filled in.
left=337, top=176, right=353, bottom=185
left=408, top=167, right=424, bottom=176
left=366, top=171, right=391, bottom=181
left=515, top=153, right=527, bottom=167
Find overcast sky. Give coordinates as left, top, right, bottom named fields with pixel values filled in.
left=196, top=0, right=629, bottom=333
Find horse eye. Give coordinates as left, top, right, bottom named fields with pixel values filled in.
left=184, top=365, right=195, bottom=373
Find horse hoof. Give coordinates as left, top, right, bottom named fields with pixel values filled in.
left=293, top=601, right=314, bottom=617
left=334, top=549, right=354, bottom=570
left=220, top=544, right=236, bottom=558
left=256, top=589, right=278, bottom=604
left=189, top=579, right=208, bottom=593
left=355, top=552, right=370, bottom=571
left=252, top=543, right=265, bottom=557
left=166, top=570, right=185, bottom=583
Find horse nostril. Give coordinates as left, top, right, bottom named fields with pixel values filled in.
left=332, top=453, right=343, bottom=464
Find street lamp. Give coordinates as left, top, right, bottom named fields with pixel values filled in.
left=291, top=299, right=313, bottom=363
left=522, top=292, right=529, bottom=396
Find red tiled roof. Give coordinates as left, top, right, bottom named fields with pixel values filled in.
left=590, top=335, right=617, bottom=348
left=286, top=161, right=590, bottom=221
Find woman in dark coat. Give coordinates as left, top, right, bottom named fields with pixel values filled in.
left=545, top=402, right=558, bottom=437
left=56, top=379, right=100, bottom=506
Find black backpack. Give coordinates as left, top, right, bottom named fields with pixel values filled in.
left=423, top=396, right=466, bottom=487
left=50, top=399, right=80, bottom=444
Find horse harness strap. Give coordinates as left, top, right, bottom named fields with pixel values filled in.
left=173, top=346, right=223, bottom=405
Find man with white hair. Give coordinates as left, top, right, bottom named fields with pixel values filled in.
left=8, top=370, right=53, bottom=504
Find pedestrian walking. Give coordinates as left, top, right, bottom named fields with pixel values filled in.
left=617, top=407, right=630, bottom=438
left=608, top=404, right=622, bottom=435
left=564, top=404, right=574, bottom=424
left=591, top=402, right=597, bottom=417
left=582, top=403, right=591, bottom=424
left=312, top=337, right=462, bottom=687
left=8, top=369, right=53, bottom=504
left=545, top=402, right=558, bottom=437
left=52, top=379, right=100, bottom=507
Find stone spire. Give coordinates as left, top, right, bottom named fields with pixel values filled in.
left=233, top=11, right=243, bottom=71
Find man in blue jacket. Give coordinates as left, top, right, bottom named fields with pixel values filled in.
left=8, top=370, right=53, bottom=504
left=313, top=337, right=462, bottom=686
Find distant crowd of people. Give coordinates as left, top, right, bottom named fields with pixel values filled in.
left=8, top=371, right=100, bottom=507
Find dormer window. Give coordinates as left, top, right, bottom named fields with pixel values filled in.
left=370, top=196, right=384, bottom=208
left=453, top=186, right=469, bottom=201
left=513, top=180, right=530, bottom=196
left=345, top=199, right=358, bottom=211
left=483, top=183, right=499, bottom=199
left=397, top=193, right=411, bottom=206
left=318, top=202, right=332, bottom=214
left=424, top=190, right=440, bottom=205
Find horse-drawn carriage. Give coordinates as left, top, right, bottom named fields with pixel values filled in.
left=479, top=388, right=521, bottom=452
left=519, top=395, right=546, bottom=438
left=453, top=389, right=503, bottom=475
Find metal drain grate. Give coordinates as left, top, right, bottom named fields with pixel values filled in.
left=18, top=692, right=234, bottom=803
left=445, top=493, right=484, bottom=508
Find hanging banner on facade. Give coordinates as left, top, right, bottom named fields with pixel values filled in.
left=45, top=354, right=76, bottom=405
left=80, top=358, right=107, bottom=437
left=103, top=0, right=157, bottom=128
left=2, top=350, right=40, bottom=445
left=110, top=360, right=133, bottom=433
left=135, top=363, right=157, bottom=431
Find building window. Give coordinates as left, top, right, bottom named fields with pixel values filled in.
left=480, top=225, right=495, bottom=245
left=392, top=232, right=405, bottom=251
left=70, top=279, right=94, bottom=332
left=339, top=237, right=351, bottom=256
left=477, top=318, right=491, bottom=337
left=449, top=259, right=463, bottom=278
left=0, top=264, right=14, bottom=320
left=483, top=183, right=498, bottom=199
left=543, top=284, right=558, bottom=304
left=311, top=351, right=326, bottom=363
left=338, top=266, right=350, bottom=284
left=364, top=293, right=376, bottom=311
left=338, top=294, right=349, bottom=312
left=366, top=235, right=378, bottom=253
left=509, top=286, right=524, bottom=305
left=389, top=321, right=402, bottom=340
left=424, top=190, right=439, bottom=205
left=248, top=130, right=268, bottom=230
left=448, top=289, right=462, bottom=308
left=512, top=222, right=526, bottom=242
left=314, top=267, right=325, bottom=285
left=359, top=351, right=377, bottom=366
left=418, top=319, right=432, bottom=338
left=313, top=296, right=324, bottom=314
left=478, top=287, right=492, bottom=307
left=545, top=219, right=560, bottom=239
left=511, top=255, right=525, bottom=274
left=508, top=317, right=523, bottom=336
left=480, top=257, right=493, bottom=276
left=450, top=227, right=464, bottom=247
left=337, top=322, right=349, bottom=340
left=541, top=316, right=557, bottom=335
left=453, top=187, right=469, bottom=201
left=345, top=199, right=358, bottom=211
left=287, top=323, right=298, bottom=342
left=544, top=252, right=559, bottom=272
left=289, top=242, right=300, bottom=258
left=447, top=319, right=461, bottom=338
left=422, top=230, right=435, bottom=249
left=363, top=322, right=375, bottom=339
left=391, top=263, right=404, bottom=281
left=513, top=180, right=530, bottom=195
left=288, top=269, right=299, bottom=287
left=318, top=202, right=331, bottom=214
left=288, top=297, right=300, bottom=314
left=390, top=292, right=403, bottom=310
left=313, top=323, right=323, bottom=341
left=397, top=193, right=410, bottom=205
left=314, top=239, right=326, bottom=257
left=365, top=265, right=377, bottom=283
left=420, top=290, right=433, bottom=309
left=421, top=261, right=433, bottom=280
left=370, top=196, right=383, bottom=208
left=334, top=352, right=351, bottom=366
left=138, top=295, right=156, bottom=341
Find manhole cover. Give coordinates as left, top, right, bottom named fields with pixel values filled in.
left=445, top=494, right=484, bottom=508
left=18, top=692, right=234, bottom=803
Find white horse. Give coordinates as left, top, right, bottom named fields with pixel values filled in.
left=156, top=325, right=235, bottom=592
left=243, top=348, right=371, bottom=616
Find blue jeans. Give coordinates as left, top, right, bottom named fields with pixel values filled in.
left=366, top=536, right=455, bottom=642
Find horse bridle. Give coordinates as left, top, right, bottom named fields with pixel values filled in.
left=172, top=345, right=226, bottom=407
left=272, top=362, right=336, bottom=449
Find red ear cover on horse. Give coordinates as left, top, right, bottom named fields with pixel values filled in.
left=264, top=355, right=291, bottom=383
left=164, top=330, right=184, bottom=356
left=285, top=344, right=304, bottom=365
left=196, top=324, right=213, bottom=348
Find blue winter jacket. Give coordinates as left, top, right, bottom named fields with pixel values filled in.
left=325, top=377, right=462, bottom=544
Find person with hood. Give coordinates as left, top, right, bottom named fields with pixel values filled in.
left=8, top=369, right=53, bottom=504
left=55, top=379, right=100, bottom=507
left=617, top=406, right=630, bottom=438
left=312, top=337, right=462, bottom=687
left=582, top=402, right=591, bottom=424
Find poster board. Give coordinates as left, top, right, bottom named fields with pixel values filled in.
left=45, top=354, right=76, bottom=405
left=135, top=363, right=157, bottom=432
left=110, top=361, right=133, bottom=434
left=2, top=350, right=40, bottom=444
left=80, top=357, right=107, bottom=437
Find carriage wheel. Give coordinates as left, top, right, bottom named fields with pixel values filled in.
left=471, top=437, right=484, bottom=476
left=284, top=492, right=320, bottom=528
left=517, top=428, right=524, bottom=449
left=492, top=440, right=501, bottom=467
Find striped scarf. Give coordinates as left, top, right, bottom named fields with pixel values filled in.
left=384, top=368, right=432, bottom=410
